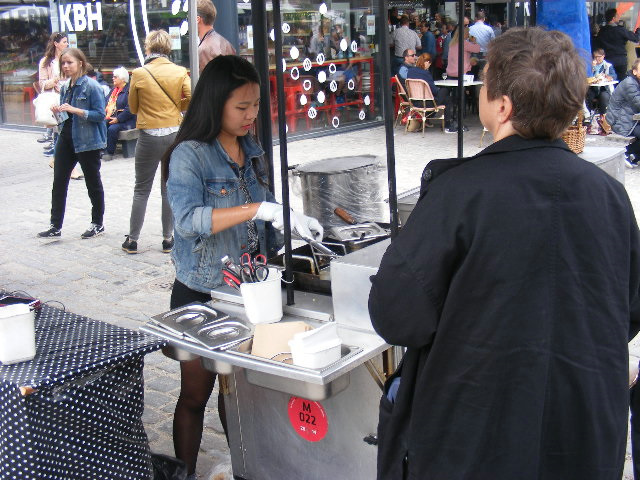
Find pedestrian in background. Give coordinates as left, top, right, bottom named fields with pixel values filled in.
left=196, top=0, right=235, bottom=74
left=391, top=16, right=421, bottom=75
left=37, top=47, right=107, bottom=240
left=606, top=57, right=640, bottom=167
left=103, top=67, right=136, bottom=161
left=163, top=55, right=322, bottom=480
left=370, top=27, right=640, bottom=479
left=38, top=31, right=81, bottom=181
left=123, top=29, right=191, bottom=254
left=595, top=8, right=639, bottom=81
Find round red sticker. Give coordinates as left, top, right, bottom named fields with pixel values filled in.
left=287, top=396, right=329, bottom=442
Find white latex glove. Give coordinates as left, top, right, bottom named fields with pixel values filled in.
left=253, top=202, right=324, bottom=241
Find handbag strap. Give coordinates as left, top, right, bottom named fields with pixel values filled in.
left=142, top=66, right=180, bottom=112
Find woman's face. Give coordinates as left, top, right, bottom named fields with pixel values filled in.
left=423, top=60, right=431, bottom=70
left=220, top=83, right=261, bottom=138
left=113, top=76, right=125, bottom=89
left=60, top=53, right=81, bottom=79
left=54, top=37, right=68, bottom=54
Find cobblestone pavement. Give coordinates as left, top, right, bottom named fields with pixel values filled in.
left=1, top=120, right=639, bottom=479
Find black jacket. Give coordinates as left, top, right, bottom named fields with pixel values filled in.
left=595, top=24, right=638, bottom=66
left=369, top=135, right=640, bottom=480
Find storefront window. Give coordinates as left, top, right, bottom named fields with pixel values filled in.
left=238, top=0, right=382, bottom=135
left=1, top=0, right=382, bottom=135
left=0, top=0, right=191, bottom=126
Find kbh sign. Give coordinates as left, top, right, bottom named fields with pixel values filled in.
left=59, top=2, right=103, bottom=31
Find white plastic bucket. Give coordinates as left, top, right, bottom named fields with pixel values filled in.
left=240, top=268, right=283, bottom=324
left=0, top=304, right=36, bottom=364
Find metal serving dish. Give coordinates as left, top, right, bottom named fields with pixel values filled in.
left=201, top=338, right=361, bottom=400
left=184, top=317, right=254, bottom=351
left=161, top=344, right=200, bottom=362
left=149, top=302, right=228, bottom=336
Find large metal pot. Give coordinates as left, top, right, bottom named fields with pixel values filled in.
left=292, top=155, right=388, bottom=230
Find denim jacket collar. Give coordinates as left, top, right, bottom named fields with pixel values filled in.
left=212, top=135, right=265, bottom=169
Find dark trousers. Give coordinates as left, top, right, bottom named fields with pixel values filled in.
left=105, top=122, right=132, bottom=154
left=50, top=133, right=104, bottom=229
left=627, top=125, right=640, bottom=159
left=586, top=87, right=611, bottom=115
left=613, top=62, right=628, bottom=82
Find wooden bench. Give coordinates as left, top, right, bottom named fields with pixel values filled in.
left=117, top=129, right=139, bottom=158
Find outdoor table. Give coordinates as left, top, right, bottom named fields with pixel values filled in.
left=0, top=303, right=164, bottom=479
left=434, top=79, right=484, bottom=87
left=589, top=80, right=618, bottom=88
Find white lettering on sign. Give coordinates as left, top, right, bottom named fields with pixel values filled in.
left=59, top=2, right=103, bottom=32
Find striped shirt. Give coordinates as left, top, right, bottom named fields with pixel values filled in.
left=391, top=26, right=421, bottom=57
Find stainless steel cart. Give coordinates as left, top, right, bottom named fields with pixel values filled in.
left=141, top=240, right=394, bottom=480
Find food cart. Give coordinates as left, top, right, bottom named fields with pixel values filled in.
left=141, top=240, right=393, bottom=479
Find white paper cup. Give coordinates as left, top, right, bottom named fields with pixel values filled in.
left=240, top=268, right=283, bottom=324
left=464, top=74, right=474, bottom=83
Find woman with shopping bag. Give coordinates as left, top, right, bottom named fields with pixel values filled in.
left=37, top=48, right=107, bottom=240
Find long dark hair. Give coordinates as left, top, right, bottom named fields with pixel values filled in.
left=162, top=55, right=262, bottom=181
left=43, top=32, right=67, bottom=66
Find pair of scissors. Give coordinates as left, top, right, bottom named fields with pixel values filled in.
left=239, top=253, right=269, bottom=282
left=222, top=268, right=242, bottom=290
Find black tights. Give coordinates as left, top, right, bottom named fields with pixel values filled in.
left=170, top=279, right=228, bottom=476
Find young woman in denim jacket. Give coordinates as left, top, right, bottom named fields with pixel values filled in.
left=163, top=55, right=322, bottom=479
left=38, top=48, right=107, bottom=240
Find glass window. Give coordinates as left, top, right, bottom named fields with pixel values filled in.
left=238, top=0, right=382, bottom=137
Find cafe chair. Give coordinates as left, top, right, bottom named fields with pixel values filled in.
left=404, top=78, right=446, bottom=135
left=393, top=75, right=411, bottom=128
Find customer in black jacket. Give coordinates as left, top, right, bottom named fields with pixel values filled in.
left=595, top=8, right=639, bottom=81
left=369, top=27, right=640, bottom=480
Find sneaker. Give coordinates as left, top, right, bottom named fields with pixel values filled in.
left=80, top=223, right=104, bottom=239
left=162, top=237, right=174, bottom=253
left=37, top=134, right=52, bottom=143
left=37, top=225, right=61, bottom=238
left=445, top=126, right=458, bottom=134
left=43, top=149, right=54, bottom=157
left=102, top=153, right=114, bottom=161
left=122, top=235, right=138, bottom=254
left=625, top=154, right=637, bottom=168
left=42, top=142, right=54, bottom=150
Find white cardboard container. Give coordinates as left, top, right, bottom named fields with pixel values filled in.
left=288, top=323, right=342, bottom=369
left=240, top=268, right=283, bottom=324
left=0, top=304, right=36, bottom=364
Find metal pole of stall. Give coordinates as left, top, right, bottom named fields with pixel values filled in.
left=530, top=0, right=537, bottom=27
left=251, top=0, right=275, bottom=191
left=188, top=0, right=199, bottom=89
left=377, top=0, right=399, bottom=238
left=457, top=0, right=464, bottom=158
left=272, top=0, right=295, bottom=305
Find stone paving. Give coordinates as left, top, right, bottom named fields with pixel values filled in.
left=1, top=120, right=639, bottom=479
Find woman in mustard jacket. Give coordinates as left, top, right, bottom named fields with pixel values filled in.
left=124, top=29, right=191, bottom=254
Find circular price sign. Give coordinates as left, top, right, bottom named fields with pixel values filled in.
left=287, top=397, right=328, bottom=442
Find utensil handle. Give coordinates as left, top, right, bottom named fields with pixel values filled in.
left=334, top=207, right=358, bottom=225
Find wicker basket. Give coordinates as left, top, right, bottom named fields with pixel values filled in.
left=561, top=112, right=587, bottom=154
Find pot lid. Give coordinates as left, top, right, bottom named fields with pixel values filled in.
left=295, top=155, right=380, bottom=174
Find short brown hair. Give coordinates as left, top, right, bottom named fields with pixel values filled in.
left=197, top=0, right=217, bottom=26
left=145, top=30, right=172, bottom=56
left=59, top=47, right=88, bottom=77
left=485, top=27, right=586, bottom=140
left=592, top=48, right=605, bottom=57
left=416, top=53, right=432, bottom=69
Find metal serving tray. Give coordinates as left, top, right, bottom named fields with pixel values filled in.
left=140, top=287, right=389, bottom=400
left=149, top=302, right=229, bottom=337
left=184, top=317, right=254, bottom=351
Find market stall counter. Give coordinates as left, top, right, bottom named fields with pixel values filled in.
left=141, top=240, right=393, bottom=480
left=0, top=303, right=164, bottom=480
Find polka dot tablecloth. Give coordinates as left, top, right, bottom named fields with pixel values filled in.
left=0, top=304, right=164, bottom=480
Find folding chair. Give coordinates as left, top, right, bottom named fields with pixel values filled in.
left=394, top=75, right=411, bottom=128
left=404, top=78, right=446, bottom=135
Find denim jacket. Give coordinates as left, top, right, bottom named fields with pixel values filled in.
left=167, top=135, right=281, bottom=293
left=59, top=75, right=107, bottom=152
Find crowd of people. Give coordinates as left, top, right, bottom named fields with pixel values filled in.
left=27, top=4, right=640, bottom=479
